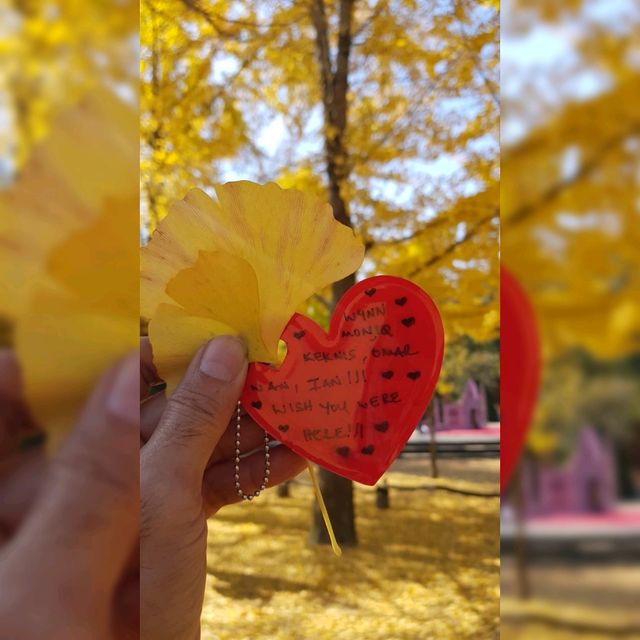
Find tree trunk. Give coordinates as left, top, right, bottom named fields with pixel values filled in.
left=309, top=0, right=358, bottom=547
left=376, top=482, right=390, bottom=509
left=428, top=408, right=439, bottom=479
left=277, top=481, right=290, bottom=498
left=513, top=464, right=530, bottom=599
left=310, top=465, right=358, bottom=546
left=309, top=274, right=358, bottom=545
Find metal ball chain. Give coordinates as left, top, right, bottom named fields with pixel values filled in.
left=235, top=401, right=270, bottom=501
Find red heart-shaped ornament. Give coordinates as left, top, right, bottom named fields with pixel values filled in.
left=241, top=276, right=444, bottom=485
left=500, top=267, right=541, bottom=492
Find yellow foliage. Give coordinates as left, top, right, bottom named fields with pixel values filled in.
left=140, top=0, right=500, bottom=346
left=502, top=29, right=640, bottom=360
left=502, top=0, right=640, bottom=458
left=1, top=0, right=137, bottom=168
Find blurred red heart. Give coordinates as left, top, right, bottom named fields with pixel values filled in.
left=242, top=275, right=444, bottom=485
left=500, top=267, right=541, bottom=492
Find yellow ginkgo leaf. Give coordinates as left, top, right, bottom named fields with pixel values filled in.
left=0, top=87, right=138, bottom=320
left=15, top=197, right=139, bottom=449
left=148, top=250, right=275, bottom=391
left=140, top=194, right=218, bottom=318
left=141, top=181, right=365, bottom=365
left=165, top=250, right=272, bottom=360
left=149, top=303, right=237, bottom=394
left=46, top=197, right=140, bottom=318
left=1, top=87, right=139, bottom=450
left=15, top=294, right=136, bottom=451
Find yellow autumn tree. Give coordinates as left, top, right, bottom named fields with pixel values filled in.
left=502, top=0, right=640, bottom=456
left=141, top=0, right=499, bottom=544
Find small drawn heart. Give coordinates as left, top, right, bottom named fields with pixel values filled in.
left=365, top=288, right=377, bottom=297
left=401, top=317, right=415, bottom=327
left=242, top=275, right=444, bottom=485
left=395, top=297, right=407, bottom=306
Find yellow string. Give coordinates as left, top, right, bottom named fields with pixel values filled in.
left=306, top=462, right=343, bottom=557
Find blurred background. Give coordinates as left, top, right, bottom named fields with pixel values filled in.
left=0, top=1, right=139, bottom=450
left=6, top=0, right=639, bottom=638
left=501, top=0, right=640, bottom=637
left=141, top=0, right=500, bottom=638
left=0, top=0, right=138, bottom=178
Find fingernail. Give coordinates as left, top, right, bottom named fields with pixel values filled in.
left=107, top=353, right=140, bottom=424
left=200, top=336, right=246, bottom=382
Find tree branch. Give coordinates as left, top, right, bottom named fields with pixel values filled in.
left=454, top=0, right=499, bottom=108
left=507, top=125, right=640, bottom=226
left=408, top=209, right=497, bottom=277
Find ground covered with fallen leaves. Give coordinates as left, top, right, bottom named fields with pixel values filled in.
left=202, top=462, right=499, bottom=640
left=501, top=558, right=640, bottom=639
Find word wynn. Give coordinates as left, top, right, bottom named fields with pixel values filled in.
left=342, top=303, right=386, bottom=323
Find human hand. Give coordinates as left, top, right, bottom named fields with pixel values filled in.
left=140, top=336, right=305, bottom=640
left=0, top=350, right=139, bottom=640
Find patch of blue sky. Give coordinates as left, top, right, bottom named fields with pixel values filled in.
left=367, top=176, right=415, bottom=209
left=255, top=115, right=287, bottom=156
left=218, top=158, right=258, bottom=183
left=435, top=94, right=485, bottom=122
left=468, top=132, right=498, bottom=156
left=203, top=0, right=496, bottom=225
left=556, top=211, right=621, bottom=235
left=253, top=106, right=323, bottom=160
left=210, top=53, right=242, bottom=84
left=582, top=0, right=640, bottom=33
left=365, top=153, right=466, bottom=207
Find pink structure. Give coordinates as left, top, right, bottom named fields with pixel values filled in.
left=522, top=427, right=617, bottom=516
left=432, top=379, right=488, bottom=430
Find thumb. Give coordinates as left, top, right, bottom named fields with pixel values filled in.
left=144, top=336, right=247, bottom=484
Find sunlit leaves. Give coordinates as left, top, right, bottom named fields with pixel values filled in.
left=140, top=0, right=499, bottom=345
left=2, top=0, right=137, bottom=170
